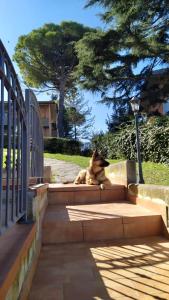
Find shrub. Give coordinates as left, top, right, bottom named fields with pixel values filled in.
left=91, top=116, right=169, bottom=164
left=141, top=125, right=169, bottom=164
left=44, top=137, right=82, bottom=155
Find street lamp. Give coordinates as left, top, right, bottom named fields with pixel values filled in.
left=130, top=97, right=144, bottom=184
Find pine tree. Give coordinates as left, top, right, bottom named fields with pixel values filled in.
left=75, top=0, right=169, bottom=111
left=65, top=90, right=95, bottom=141
left=13, top=22, right=93, bottom=137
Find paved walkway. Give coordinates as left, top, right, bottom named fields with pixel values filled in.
left=44, top=158, right=82, bottom=183
left=29, top=236, right=169, bottom=300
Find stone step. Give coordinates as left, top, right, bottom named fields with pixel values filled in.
left=48, top=183, right=126, bottom=205
left=42, top=202, right=163, bottom=244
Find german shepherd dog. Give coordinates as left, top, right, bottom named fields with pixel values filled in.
left=74, top=150, right=111, bottom=189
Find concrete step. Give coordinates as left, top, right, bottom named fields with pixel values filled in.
left=42, top=201, right=163, bottom=244
left=48, top=183, right=126, bottom=205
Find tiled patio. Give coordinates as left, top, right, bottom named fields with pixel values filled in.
left=29, top=236, right=169, bottom=300
left=28, top=184, right=169, bottom=299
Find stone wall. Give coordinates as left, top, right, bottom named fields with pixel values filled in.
left=43, top=166, right=52, bottom=183
left=106, top=160, right=137, bottom=186
left=128, top=183, right=169, bottom=226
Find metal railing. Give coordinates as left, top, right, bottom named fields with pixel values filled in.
left=0, top=40, right=28, bottom=234
left=0, top=40, right=44, bottom=235
left=25, top=89, right=43, bottom=180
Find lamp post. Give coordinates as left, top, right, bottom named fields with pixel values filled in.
left=130, top=97, right=144, bottom=184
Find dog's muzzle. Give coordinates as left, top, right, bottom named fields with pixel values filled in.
left=101, top=161, right=110, bottom=167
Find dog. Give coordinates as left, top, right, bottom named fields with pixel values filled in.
left=74, top=150, right=111, bottom=189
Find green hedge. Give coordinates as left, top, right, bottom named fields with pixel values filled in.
left=91, top=117, right=169, bottom=164
left=44, top=137, right=82, bottom=155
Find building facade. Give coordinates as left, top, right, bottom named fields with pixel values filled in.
left=38, top=101, right=58, bottom=137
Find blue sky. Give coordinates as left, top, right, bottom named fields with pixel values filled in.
left=0, top=0, right=110, bottom=132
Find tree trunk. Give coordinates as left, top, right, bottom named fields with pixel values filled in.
left=75, top=125, right=77, bottom=141
left=57, top=82, right=65, bottom=137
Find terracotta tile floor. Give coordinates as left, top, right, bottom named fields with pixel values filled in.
left=29, top=236, right=169, bottom=300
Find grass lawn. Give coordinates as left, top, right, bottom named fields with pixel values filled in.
left=3, top=150, right=169, bottom=186
left=142, top=161, right=169, bottom=186
left=44, top=152, right=120, bottom=168
left=44, top=152, right=169, bottom=186
left=2, top=149, right=15, bottom=168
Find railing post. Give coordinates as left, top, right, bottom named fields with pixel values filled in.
left=0, top=77, right=4, bottom=234
left=25, top=88, right=44, bottom=181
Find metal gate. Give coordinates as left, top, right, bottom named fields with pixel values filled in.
left=0, top=40, right=44, bottom=235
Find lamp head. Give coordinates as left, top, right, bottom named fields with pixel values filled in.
left=130, top=97, right=141, bottom=114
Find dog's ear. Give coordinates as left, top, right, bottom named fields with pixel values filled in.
left=92, top=149, right=98, bottom=158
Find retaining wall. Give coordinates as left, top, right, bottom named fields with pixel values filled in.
left=0, top=184, right=48, bottom=300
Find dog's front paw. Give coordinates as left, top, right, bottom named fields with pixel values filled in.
left=100, top=184, right=105, bottom=190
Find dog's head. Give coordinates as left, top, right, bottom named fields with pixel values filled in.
left=90, top=150, right=110, bottom=170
